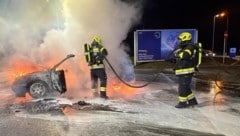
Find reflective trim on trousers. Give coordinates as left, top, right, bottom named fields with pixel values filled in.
left=179, top=93, right=195, bottom=102
left=91, top=64, right=104, bottom=69
left=178, top=96, right=188, bottom=102
left=100, top=87, right=106, bottom=92
left=187, top=93, right=195, bottom=100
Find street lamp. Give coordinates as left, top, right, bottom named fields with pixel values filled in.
left=211, top=12, right=226, bottom=52
left=223, top=13, right=229, bottom=64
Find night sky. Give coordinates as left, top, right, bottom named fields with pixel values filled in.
left=126, top=0, right=240, bottom=55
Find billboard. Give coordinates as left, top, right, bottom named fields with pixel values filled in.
left=134, top=29, right=198, bottom=65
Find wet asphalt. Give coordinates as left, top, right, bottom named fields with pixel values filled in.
left=1, top=64, right=240, bottom=136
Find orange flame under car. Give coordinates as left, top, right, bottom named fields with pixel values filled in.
left=7, top=58, right=43, bottom=84
left=7, top=55, right=139, bottom=101
left=107, top=79, right=139, bottom=99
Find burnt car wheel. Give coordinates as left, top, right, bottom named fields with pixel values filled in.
left=29, top=81, right=49, bottom=98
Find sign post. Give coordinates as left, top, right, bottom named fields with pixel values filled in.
left=223, top=31, right=228, bottom=64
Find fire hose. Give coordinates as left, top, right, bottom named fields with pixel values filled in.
left=104, top=48, right=240, bottom=104
left=104, top=56, right=160, bottom=88
left=103, top=47, right=207, bottom=89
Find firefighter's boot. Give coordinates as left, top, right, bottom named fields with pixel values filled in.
left=175, top=102, right=188, bottom=108
left=188, top=98, right=198, bottom=107
left=100, top=91, right=108, bottom=99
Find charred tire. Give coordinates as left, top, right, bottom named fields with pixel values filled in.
left=28, top=81, right=49, bottom=98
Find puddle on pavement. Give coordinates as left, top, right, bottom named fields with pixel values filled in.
left=195, top=78, right=240, bottom=97
left=192, top=78, right=240, bottom=112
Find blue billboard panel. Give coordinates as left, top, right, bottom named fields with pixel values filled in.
left=134, top=29, right=198, bottom=63
left=160, top=29, right=198, bottom=59
left=137, top=30, right=161, bottom=61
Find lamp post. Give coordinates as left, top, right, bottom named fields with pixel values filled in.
left=211, top=12, right=225, bottom=52
left=223, top=14, right=229, bottom=64
left=212, top=15, right=216, bottom=52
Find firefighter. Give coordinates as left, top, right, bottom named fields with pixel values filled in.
left=85, top=36, right=108, bottom=99
left=174, top=32, right=198, bottom=108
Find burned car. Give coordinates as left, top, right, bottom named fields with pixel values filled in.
left=11, top=54, right=75, bottom=98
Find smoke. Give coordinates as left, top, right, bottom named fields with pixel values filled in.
left=0, top=0, right=144, bottom=98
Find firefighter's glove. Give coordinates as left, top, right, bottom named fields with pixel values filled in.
left=174, top=53, right=181, bottom=59
left=97, top=61, right=101, bottom=65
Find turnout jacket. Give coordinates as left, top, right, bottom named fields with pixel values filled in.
left=174, top=42, right=196, bottom=75
left=90, top=44, right=108, bottom=69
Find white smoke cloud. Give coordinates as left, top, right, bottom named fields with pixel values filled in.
left=0, top=0, right=144, bottom=98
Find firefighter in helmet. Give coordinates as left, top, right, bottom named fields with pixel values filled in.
left=84, top=36, right=108, bottom=99
left=174, top=32, right=198, bottom=108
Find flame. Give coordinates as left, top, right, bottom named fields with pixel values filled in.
left=6, top=58, right=44, bottom=84
left=6, top=57, right=59, bottom=102
left=6, top=55, right=139, bottom=101
left=61, top=55, right=91, bottom=98
left=107, top=78, right=139, bottom=99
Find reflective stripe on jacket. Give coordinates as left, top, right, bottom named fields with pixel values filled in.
left=90, top=45, right=106, bottom=69
left=175, top=67, right=195, bottom=75
left=174, top=43, right=196, bottom=75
